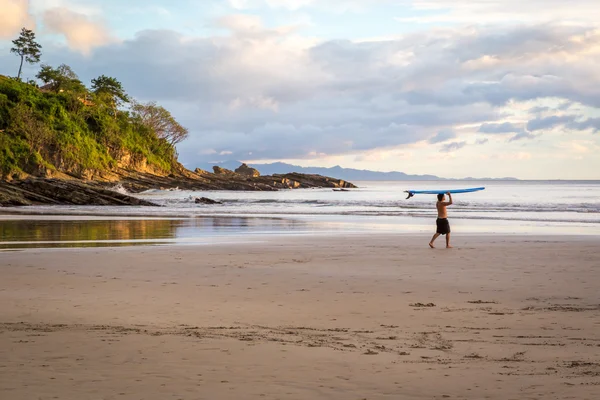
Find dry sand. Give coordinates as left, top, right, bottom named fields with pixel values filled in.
left=1, top=234, right=599, bottom=400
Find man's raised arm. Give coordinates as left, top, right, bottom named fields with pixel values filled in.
left=445, top=192, right=453, bottom=205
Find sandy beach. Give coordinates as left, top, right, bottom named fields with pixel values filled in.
left=1, top=234, right=599, bottom=399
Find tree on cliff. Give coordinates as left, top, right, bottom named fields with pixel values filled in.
left=91, top=75, right=129, bottom=116
left=131, top=101, right=189, bottom=145
left=11, top=28, right=42, bottom=80
left=36, top=64, right=86, bottom=93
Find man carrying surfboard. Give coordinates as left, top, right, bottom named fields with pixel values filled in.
left=404, top=186, right=484, bottom=247
left=429, top=192, right=452, bottom=249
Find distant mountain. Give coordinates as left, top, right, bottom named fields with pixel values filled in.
left=251, top=162, right=441, bottom=181
left=195, top=161, right=518, bottom=181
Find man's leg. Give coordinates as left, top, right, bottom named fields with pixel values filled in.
left=446, top=233, right=452, bottom=248
left=429, top=233, right=441, bottom=248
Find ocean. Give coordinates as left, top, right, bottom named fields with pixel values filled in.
left=135, top=180, right=600, bottom=223
left=1, top=180, right=599, bottom=248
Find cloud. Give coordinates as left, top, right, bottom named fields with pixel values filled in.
left=217, top=14, right=271, bottom=33
left=0, top=0, right=35, bottom=39
left=529, top=106, right=550, bottom=114
left=509, top=132, right=536, bottom=142
left=566, top=117, right=600, bottom=132
left=476, top=138, right=489, bottom=145
left=8, top=20, right=599, bottom=164
left=228, top=0, right=308, bottom=10
left=479, top=122, right=535, bottom=142
left=179, top=121, right=431, bottom=161
left=354, top=148, right=410, bottom=162
left=563, top=140, right=599, bottom=154
left=493, top=151, right=532, bottom=160
left=229, top=95, right=280, bottom=112
left=229, top=0, right=600, bottom=23
left=43, top=7, right=115, bottom=54
left=440, top=141, right=466, bottom=153
left=428, top=129, right=456, bottom=143
left=478, top=122, right=523, bottom=134
left=400, top=0, right=600, bottom=25
left=526, top=115, right=576, bottom=131
left=526, top=115, right=600, bottom=133
left=227, top=0, right=374, bottom=12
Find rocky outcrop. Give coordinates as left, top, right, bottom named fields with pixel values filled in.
left=0, top=163, right=357, bottom=206
left=116, top=150, right=167, bottom=177
left=213, top=166, right=236, bottom=175
left=271, top=173, right=353, bottom=189
left=0, top=178, right=158, bottom=206
left=235, top=163, right=260, bottom=177
left=195, top=197, right=222, bottom=205
left=276, top=178, right=301, bottom=189
left=114, top=167, right=355, bottom=194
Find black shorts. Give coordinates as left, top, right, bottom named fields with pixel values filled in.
left=436, top=218, right=450, bottom=235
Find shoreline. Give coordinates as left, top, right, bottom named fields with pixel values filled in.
left=1, top=211, right=599, bottom=251
left=2, top=233, right=599, bottom=253
left=1, top=235, right=599, bottom=399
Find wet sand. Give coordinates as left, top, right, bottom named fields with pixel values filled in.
left=1, top=235, right=599, bottom=399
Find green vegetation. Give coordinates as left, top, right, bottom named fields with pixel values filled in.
left=1, top=28, right=188, bottom=179
left=36, top=64, right=86, bottom=94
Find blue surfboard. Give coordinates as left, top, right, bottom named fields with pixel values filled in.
left=405, top=187, right=485, bottom=199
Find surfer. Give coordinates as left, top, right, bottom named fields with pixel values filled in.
left=429, top=192, right=452, bottom=249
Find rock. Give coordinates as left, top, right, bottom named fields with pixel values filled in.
left=116, top=150, right=168, bottom=176
left=235, top=163, right=260, bottom=177
left=213, top=166, right=236, bottom=175
left=272, top=173, right=357, bottom=189
left=195, top=197, right=222, bottom=205
left=280, top=178, right=300, bottom=189
left=0, top=178, right=159, bottom=207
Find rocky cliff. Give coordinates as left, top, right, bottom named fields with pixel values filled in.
left=0, top=163, right=357, bottom=206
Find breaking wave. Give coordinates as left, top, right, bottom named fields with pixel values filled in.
left=111, top=184, right=129, bottom=195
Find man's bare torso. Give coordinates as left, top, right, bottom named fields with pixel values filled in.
left=436, top=201, right=448, bottom=218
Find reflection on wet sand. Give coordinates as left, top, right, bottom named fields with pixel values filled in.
left=0, top=217, right=311, bottom=249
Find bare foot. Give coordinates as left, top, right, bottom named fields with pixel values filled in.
left=446, top=245, right=453, bottom=249
left=429, top=243, right=435, bottom=248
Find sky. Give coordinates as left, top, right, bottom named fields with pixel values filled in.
left=1, top=0, right=600, bottom=179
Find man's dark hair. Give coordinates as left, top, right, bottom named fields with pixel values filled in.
left=437, top=193, right=444, bottom=201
